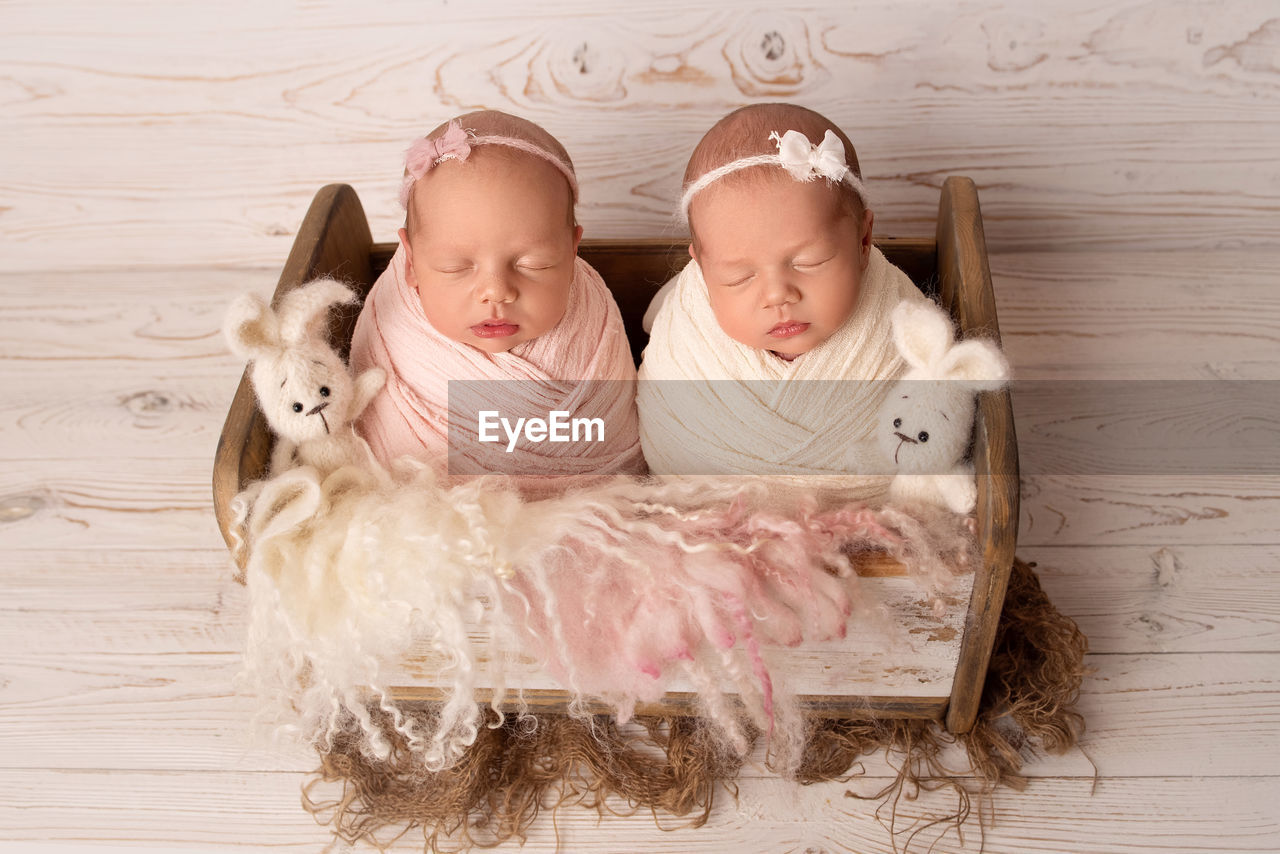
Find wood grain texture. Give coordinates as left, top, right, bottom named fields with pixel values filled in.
left=1026, top=544, right=1280, bottom=654
left=5, top=633, right=1278, bottom=785
left=1, top=771, right=1277, bottom=853
left=1019, top=474, right=1280, bottom=547
left=5, top=645, right=1276, bottom=780
left=989, top=251, right=1280, bottom=380
left=1, top=458, right=230, bottom=552
left=3, top=0, right=1279, bottom=271
left=936, top=177, right=1019, bottom=733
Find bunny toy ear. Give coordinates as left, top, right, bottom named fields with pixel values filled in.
left=276, top=278, right=358, bottom=347
left=891, top=300, right=955, bottom=374
left=224, top=293, right=280, bottom=361
left=938, top=337, right=1011, bottom=390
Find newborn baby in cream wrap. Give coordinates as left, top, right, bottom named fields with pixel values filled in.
left=638, top=103, right=927, bottom=502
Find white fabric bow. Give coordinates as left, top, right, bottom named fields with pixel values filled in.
left=770, top=129, right=849, bottom=183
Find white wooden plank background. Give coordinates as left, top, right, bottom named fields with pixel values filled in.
left=3, top=0, right=1280, bottom=850
left=3, top=0, right=1280, bottom=271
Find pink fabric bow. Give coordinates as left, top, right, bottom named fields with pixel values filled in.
left=407, top=121, right=471, bottom=176
left=400, top=121, right=472, bottom=207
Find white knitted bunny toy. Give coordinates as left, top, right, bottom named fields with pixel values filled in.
left=878, top=300, right=1010, bottom=514
left=224, top=277, right=385, bottom=477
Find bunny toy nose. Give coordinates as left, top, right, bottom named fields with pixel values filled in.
left=892, top=431, right=917, bottom=465
left=307, top=401, right=331, bottom=435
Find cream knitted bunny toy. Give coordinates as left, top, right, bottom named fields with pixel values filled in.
left=878, top=300, right=1010, bottom=514
left=224, top=278, right=385, bottom=477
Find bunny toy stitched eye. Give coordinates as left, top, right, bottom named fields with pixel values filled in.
left=319, top=386, right=330, bottom=397
left=292, top=402, right=304, bottom=413
left=893, top=418, right=902, bottom=429
left=917, top=431, right=929, bottom=443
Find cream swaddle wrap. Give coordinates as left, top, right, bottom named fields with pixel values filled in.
left=638, top=246, right=926, bottom=501
left=351, top=243, right=644, bottom=476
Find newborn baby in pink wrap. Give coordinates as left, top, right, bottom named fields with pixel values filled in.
left=351, top=111, right=644, bottom=478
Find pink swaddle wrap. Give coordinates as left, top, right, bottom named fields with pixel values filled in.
left=350, top=243, right=644, bottom=476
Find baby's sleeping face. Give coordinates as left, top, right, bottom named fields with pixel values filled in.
left=689, top=171, right=873, bottom=359
left=400, top=147, right=582, bottom=354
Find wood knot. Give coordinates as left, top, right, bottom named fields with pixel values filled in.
left=121, top=390, right=173, bottom=415
left=0, top=493, right=46, bottom=523
left=981, top=15, right=1049, bottom=72
left=1150, top=547, right=1180, bottom=588
left=545, top=35, right=627, bottom=102
left=726, top=17, right=824, bottom=96
left=572, top=42, right=591, bottom=74
left=1204, top=19, right=1280, bottom=74
left=761, top=30, right=786, bottom=61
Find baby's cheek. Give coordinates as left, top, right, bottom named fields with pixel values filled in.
left=549, top=274, right=574, bottom=321
left=705, top=291, right=750, bottom=340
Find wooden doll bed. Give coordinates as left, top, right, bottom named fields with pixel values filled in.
left=212, top=178, right=1017, bottom=735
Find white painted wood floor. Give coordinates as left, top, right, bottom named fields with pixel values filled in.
left=2, top=247, right=1278, bottom=852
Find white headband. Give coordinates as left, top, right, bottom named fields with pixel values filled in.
left=679, top=129, right=870, bottom=221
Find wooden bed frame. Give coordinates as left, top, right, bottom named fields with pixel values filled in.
left=212, top=178, right=1017, bottom=734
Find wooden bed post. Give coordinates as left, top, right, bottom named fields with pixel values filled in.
left=936, top=177, right=1020, bottom=734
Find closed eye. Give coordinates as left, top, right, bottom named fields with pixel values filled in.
left=719, top=273, right=754, bottom=287
left=793, top=254, right=834, bottom=270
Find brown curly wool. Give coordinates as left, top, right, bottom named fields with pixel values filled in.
left=303, top=558, right=1086, bottom=852
left=304, top=710, right=746, bottom=851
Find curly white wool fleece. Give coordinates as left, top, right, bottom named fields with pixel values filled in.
left=239, top=462, right=975, bottom=773
left=239, top=460, right=541, bottom=771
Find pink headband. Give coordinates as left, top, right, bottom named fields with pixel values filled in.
left=399, top=120, right=580, bottom=209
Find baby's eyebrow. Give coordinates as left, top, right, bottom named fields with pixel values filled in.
left=784, top=237, right=833, bottom=256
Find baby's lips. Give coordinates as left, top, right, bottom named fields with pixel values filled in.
left=470, top=319, right=521, bottom=339
left=767, top=320, right=811, bottom=339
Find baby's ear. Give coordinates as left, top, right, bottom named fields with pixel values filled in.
left=399, top=228, right=418, bottom=289
left=859, top=209, right=875, bottom=262
left=277, top=278, right=357, bottom=347
left=892, top=300, right=954, bottom=373
left=224, top=294, right=279, bottom=360
left=939, top=338, right=1010, bottom=389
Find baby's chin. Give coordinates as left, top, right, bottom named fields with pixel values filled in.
left=741, top=333, right=828, bottom=359
left=462, top=332, right=534, bottom=354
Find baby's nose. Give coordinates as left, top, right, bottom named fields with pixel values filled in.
left=478, top=269, right=518, bottom=303
left=761, top=273, right=800, bottom=307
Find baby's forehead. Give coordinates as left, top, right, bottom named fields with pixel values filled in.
left=689, top=170, right=846, bottom=230
left=405, top=148, right=575, bottom=231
